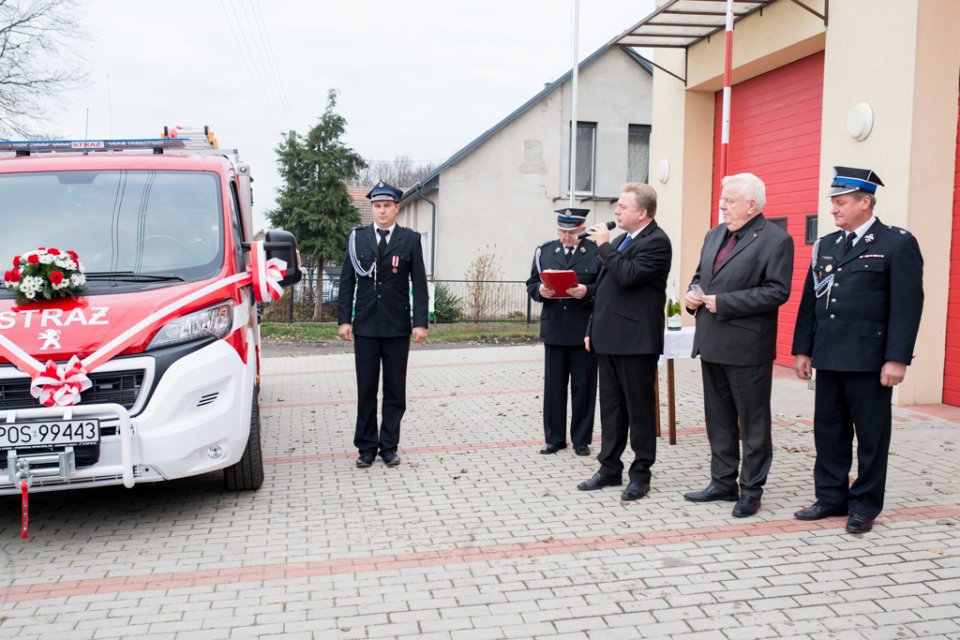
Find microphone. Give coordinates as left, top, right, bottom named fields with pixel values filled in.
left=578, top=220, right=615, bottom=239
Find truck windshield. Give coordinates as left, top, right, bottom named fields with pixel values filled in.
left=0, top=170, right=224, bottom=288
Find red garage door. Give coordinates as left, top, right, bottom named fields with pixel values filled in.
left=712, top=52, right=825, bottom=367
left=943, top=86, right=960, bottom=406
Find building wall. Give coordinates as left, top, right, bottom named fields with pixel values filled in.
left=399, top=48, right=652, bottom=284
left=649, top=0, right=960, bottom=404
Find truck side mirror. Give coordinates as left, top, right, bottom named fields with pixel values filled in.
left=262, top=229, right=302, bottom=288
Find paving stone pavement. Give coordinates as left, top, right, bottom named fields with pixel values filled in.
left=0, top=343, right=957, bottom=639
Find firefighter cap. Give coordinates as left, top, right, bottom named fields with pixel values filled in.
left=829, top=166, right=884, bottom=197
left=555, top=207, right=589, bottom=230
left=366, top=180, right=402, bottom=203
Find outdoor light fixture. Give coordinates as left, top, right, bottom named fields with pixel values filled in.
left=847, top=102, right=874, bottom=141
left=657, top=158, right=670, bottom=184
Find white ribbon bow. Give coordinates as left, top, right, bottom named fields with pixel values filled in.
left=29, top=355, right=92, bottom=408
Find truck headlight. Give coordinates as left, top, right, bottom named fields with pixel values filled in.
left=148, top=302, right=234, bottom=349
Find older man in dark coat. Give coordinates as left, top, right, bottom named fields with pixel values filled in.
left=683, top=172, right=794, bottom=518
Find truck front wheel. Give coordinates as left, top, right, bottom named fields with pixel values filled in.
left=223, top=391, right=265, bottom=491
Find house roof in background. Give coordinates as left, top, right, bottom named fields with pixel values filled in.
left=400, top=45, right=653, bottom=204
left=347, top=185, right=373, bottom=225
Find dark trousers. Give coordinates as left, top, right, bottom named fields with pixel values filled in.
left=596, top=353, right=658, bottom=483
left=700, top=361, right=774, bottom=497
left=813, top=370, right=893, bottom=518
left=543, top=344, right=597, bottom=447
left=353, top=335, right=410, bottom=456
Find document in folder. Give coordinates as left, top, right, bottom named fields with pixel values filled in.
left=539, top=269, right=579, bottom=298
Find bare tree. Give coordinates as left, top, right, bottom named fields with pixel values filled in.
left=0, top=0, right=84, bottom=138
left=350, top=154, right=437, bottom=190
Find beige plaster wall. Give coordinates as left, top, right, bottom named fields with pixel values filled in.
left=818, top=0, right=960, bottom=404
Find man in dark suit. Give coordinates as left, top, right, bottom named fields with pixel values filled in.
left=526, top=208, right=602, bottom=456
left=576, top=183, right=672, bottom=501
left=683, top=173, right=794, bottom=518
left=338, top=181, right=429, bottom=468
left=792, top=167, right=923, bottom=534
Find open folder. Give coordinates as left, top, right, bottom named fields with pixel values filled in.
left=539, top=269, right=579, bottom=298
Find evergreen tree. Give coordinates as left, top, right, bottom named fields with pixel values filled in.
left=269, top=89, right=366, bottom=320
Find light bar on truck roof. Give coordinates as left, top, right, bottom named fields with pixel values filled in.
left=0, top=138, right=190, bottom=156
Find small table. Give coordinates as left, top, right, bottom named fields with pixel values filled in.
left=655, top=327, right=696, bottom=445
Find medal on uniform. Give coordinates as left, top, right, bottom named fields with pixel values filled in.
left=392, top=256, right=399, bottom=273
left=825, top=265, right=832, bottom=273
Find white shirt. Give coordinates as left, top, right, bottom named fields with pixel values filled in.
left=846, top=216, right=877, bottom=247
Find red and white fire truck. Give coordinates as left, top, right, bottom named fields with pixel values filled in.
left=0, top=127, right=300, bottom=507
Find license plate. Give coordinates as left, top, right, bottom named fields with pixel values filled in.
left=0, top=419, right=100, bottom=450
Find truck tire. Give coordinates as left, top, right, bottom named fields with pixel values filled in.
left=223, top=392, right=265, bottom=491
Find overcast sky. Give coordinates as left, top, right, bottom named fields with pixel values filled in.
left=62, top=0, right=656, bottom=231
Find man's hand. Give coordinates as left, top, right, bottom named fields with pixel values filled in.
left=881, top=360, right=907, bottom=387
left=567, top=284, right=587, bottom=299
left=794, top=354, right=812, bottom=380
left=588, top=223, right=611, bottom=245
left=684, top=289, right=703, bottom=309
left=539, top=284, right=556, bottom=298
left=338, top=323, right=354, bottom=341
left=701, top=294, right=718, bottom=314
left=584, top=336, right=591, bottom=353
left=412, top=327, right=428, bottom=343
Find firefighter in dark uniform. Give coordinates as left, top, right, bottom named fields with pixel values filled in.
left=526, top=208, right=601, bottom=456
left=792, top=167, right=924, bottom=534
left=338, top=181, right=429, bottom=468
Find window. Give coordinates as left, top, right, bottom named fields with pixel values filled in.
left=628, top=124, right=651, bottom=184
left=570, top=121, right=596, bottom=195
left=805, top=214, right=818, bottom=244
left=768, top=217, right=788, bottom=232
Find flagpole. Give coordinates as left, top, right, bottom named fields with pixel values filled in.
left=568, top=0, right=580, bottom=208
left=719, top=0, right=734, bottom=179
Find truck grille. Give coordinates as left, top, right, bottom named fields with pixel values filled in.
left=0, top=370, right=144, bottom=411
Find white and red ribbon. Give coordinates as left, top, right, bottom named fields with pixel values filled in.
left=0, top=240, right=287, bottom=408
left=249, top=241, right=287, bottom=303
left=29, top=355, right=92, bottom=408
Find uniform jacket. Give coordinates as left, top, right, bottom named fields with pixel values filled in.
left=792, top=218, right=924, bottom=372
left=338, top=224, right=429, bottom=338
left=688, top=214, right=794, bottom=365
left=525, top=239, right=601, bottom=346
left=586, top=221, right=672, bottom=355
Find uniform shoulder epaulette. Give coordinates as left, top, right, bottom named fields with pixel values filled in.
left=538, top=239, right=557, bottom=249
left=886, top=225, right=912, bottom=237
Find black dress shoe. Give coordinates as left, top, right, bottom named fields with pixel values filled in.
left=683, top=484, right=739, bottom=502
left=356, top=452, right=375, bottom=468
left=845, top=513, right=874, bottom=534
left=620, top=481, right=650, bottom=501
left=732, top=495, right=761, bottom=517
left=794, top=503, right=848, bottom=521
left=381, top=451, right=401, bottom=466
left=577, top=472, right=622, bottom=491
left=573, top=445, right=590, bottom=456
left=540, top=443, right=567, bottom=454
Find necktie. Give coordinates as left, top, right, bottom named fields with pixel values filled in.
left=712, top=232, right=738, bottom=274
left=377, top=228, right=389, bottom=257
left=844, top=232, right=857, bottom=255
left=617, top=234, right=633, bottom=252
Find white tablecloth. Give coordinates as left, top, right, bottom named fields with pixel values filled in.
left=660, top=326, right=696, bottom=365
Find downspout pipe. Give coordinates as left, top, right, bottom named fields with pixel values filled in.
left=412, top=184, right=437, bottom=277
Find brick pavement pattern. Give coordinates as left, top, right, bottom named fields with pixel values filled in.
left=0, top=344, right=958, bottom=639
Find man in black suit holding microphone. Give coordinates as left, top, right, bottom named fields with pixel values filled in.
left=577, top=183, right=672, bottom=501
left=338, top=181, right=429, bottom=468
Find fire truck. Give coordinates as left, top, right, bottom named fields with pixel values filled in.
left=0, top=127, right=300, bottom=501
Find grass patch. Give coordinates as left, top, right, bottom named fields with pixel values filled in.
left=261, top=322, right=539, bottom=343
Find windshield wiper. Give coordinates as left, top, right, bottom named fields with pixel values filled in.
left=86, top=271, right=185, bottom=282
